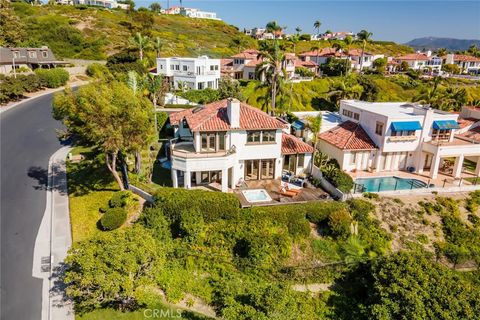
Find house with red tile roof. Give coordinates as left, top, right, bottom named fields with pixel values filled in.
left=395, top=52, right=442, bottom=71
left=444, top=53, right=480, bottom=74
left=168, top=99, right=314, bottom=191
left=316, top=100, right=480, bottom=179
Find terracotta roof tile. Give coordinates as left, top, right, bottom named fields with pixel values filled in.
left=448, top=54, right=480, bottom=62
left=319, top=121, right=377, bottom=150
left=281, top=133, right=314, bottom=154
left=457, top=126, right=480, bottom=142
left=396, top=53, right=430, bottom=61
left=169, top=99, right=286, bottom=132
left=231, top=49, right=260, bottom=59
left=457, top=117, right=478, bottom=129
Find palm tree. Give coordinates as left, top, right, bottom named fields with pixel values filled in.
left=436, top=48, right=448, bottom=57
left=142, top=74, right=166, bottom=136
left=310, top=44, right=320, bottom=71
left=344, top=36, right=353, bottom=74
left=313, top=20, right=321, bottom=35
left=413, top=76, right=442, bottom=107
left=265, top=21, right=283, bottom=39
left=356, top=29, right=373, bottom=71
left=328, top=76, right=363, bottom=107
left=341, top=236, right=368, bottom=264
left=230, top=36, right=248, bottom=53
left=256, top=42, right=288, bottom=114
left=152, top=37, right=163, bottom=58
left=468, top=44, right=479, bottom=57
left=295, top=26, right=302, bottom=35
left=129, top=32, right=151, bottom=61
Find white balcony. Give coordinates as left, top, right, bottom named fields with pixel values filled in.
left=170, top=141, right=236, bottom=171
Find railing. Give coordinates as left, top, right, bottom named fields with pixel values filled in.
left=170, top=139, right=236, bottom=159
left=388, top=135, right=417, bottom=142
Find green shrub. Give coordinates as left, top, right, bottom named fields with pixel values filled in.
left=178, top=88, right=220, bottom=104
left=18, top=74, right=42, bottom=92
left=328, top=209, right=352, bottom=239
left=295, top=67, right=315, bottom=77
left=35, top=68, right=69, bottom=88
left=468, top=214, right=480, bottom=227
left=329, top=170, right=354, bottom=193
left=305, top=201, right=347, bottom=224
left=347, top=199, right=375, bottom=221
left=466, top=190, right=480, bottom=213
left=153, top=187, right=240, bottom=223
left=0, top=76, right=26, bottom=103
left=86, top=63, right=113, bottom=80
left=156, top=111, right=169, bottom=134
left=362, top=192, right=379, bottom=200
left=100, top=207, right=127, bottom=230
left=108, top=190, right=132, bottom=208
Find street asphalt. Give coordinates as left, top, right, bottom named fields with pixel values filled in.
left=1, top=93, right=64, bottom=320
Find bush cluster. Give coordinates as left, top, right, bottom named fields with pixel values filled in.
left=153, top=187, right=240, bottom=223
left=109, top=190, right=132, bottom=208
left=35, top=68, right=69, bottom=88
left=100, top=207, right=127, bottom=231
left=86, top=63, right=113, bottom=81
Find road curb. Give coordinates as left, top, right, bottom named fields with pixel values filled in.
left=32, top=146, right=74, bottom=320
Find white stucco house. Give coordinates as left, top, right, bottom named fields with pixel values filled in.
left=155, top=56, right=221, bottom=90
left=179, top=7, right=221, bottom=20
left=444, top=54, right=480, bottom=74
left=168, top=99, right=314, bottom=192
left=395, top=52, right=442, bottom=71
left=318, top=100, right=480, bottom=179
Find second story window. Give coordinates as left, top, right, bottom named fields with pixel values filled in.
left=247, top=130, right=276, bottom=144
left=42, top=51, right=48, bottom=58
left=392, top=130, right=415, bottom=137
left=201, top=132, right=226, bottom=152
left=183, top=65, right=188, bottom=71
left=375, top=122, right=384, bottom=136
left=432, top=129, right=450, bottom=141
left=29, top=51, right=36, bottom=58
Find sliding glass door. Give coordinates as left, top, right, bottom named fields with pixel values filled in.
left=245, top=159, right=275, bottom=180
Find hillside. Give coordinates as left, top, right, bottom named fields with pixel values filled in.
left=11, top=3, right=256, bottom=60
left=405, top=37, right=480, bottom=51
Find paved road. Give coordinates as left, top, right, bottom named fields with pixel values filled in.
left=1, top=94, right=64, bottom=320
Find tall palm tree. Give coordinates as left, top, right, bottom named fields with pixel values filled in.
left=230, top=36, right=248, bottom=53
left=436, top=48, right=448, bottom=57
left=310, top=44, right=320, bottom=71
left=356, top=29, right=373, bottom=71
left=129, top=32, right=151, bottom=61
left=256, top=42, right=288, bottom=114
left=328, top=76, right=363, bottom=107
left=295, top=26, right=302, bottom=35
left=266, top=21, right=283, bottom=39
left=152, top=37, right=163, bottom=58
left=313, top=20, right=321, bottom=35
left=344, top=36, right=353, bottom=75
left=142, top=74, right=165, bottom=135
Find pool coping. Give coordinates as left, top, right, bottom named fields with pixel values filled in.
left=354, top=175, right=429, bottom=193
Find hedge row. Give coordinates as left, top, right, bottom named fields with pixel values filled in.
left=0, top=68, right=69, bottom=104
left=153, top=187, right=240, bottom=223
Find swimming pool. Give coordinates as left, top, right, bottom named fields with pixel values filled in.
left=242, top=189, right=272, bottom=203
left=355, top=176, right=428, bottom=192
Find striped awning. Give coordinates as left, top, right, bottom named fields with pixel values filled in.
left=432, top=120, right=460, bottom=130
left=390, top=121, right=422, bottom=131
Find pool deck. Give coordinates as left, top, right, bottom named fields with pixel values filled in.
left=234, top=179, right=329, bottom=208
left=350, top=170, right=479, bottom=190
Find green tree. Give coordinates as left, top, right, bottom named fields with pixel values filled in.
left=295, top=26, right=302, bottom=35
left=53, top=82, right=155, bottom=190
left=372, top=57, right=387, bottom=73
left=442, top=63, right=461, bottom=74
left=149, top=2, right=161, bottom=12
left=230, top=35, right=249, bottom=53
left=436, top=48, right=448, bottom=57
left=152, top=36, right=163, bottom=58
left=218, top=78, right=243, bottom=100
left=320, top=57, right=350, bottom=76
left=0, top=0, right=27, bottom=46
left=328, top=76, right=363, bottom=107
left=129, top=32, right=151, bottom=61
left=313, top=20, right=322, bottom=35
left=265, top=21, right=282, bottom=39
left=256, top=42, right=288, bottom=114
left=356, top=29, right=373, bottom=71
left=64, top=226, right=162, bottom=313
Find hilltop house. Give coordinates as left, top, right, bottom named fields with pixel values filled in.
left=395, top=52, right=442, bottom=71
left=155, top=56, right=220, bottom=90
left=168, top=99, right=314, bottom=192
left=0, top=47, right=67, bottom=74
left=299, top=48, right=377, bottom=71
left=444, top=54, right=480, bottom=74
left=179, top=7, right=220, bottom=20
left=57, top=0, right=129, bottom=9
left=317, top=100, right=480, bottom=179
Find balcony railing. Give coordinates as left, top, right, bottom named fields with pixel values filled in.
left=388, top=135, right=418, bottom=142
left=170, top=140, right=236, bottom=159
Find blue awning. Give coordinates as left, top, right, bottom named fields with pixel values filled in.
left=432, top=120, right=460, bottom=130
left=291, top=120, right=305, bottom=130
left=390, top=121, right=422, bottom=131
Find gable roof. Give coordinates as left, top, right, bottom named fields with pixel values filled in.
left=396, top=53, right=430, bottom=61
left=282, top=133, right=314, bottom=154
left=169, top=99, right=286, bottom=132
left=318, top=121, right=377, bottom=150
left=231, top=49, right=260, bottom=59
left=447, top=54, right=480, bottom=62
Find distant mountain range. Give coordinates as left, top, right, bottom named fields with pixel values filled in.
left=405, top=37, right=480, bottom=51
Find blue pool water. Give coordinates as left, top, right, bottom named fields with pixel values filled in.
left=355, top=176, right=428, bottom=192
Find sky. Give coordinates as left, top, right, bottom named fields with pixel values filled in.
left=134, top=0, right=480, bottom=43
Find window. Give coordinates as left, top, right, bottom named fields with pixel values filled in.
left=432, top=129, right=450, bottom=141
left=210, top=65, right=215, bottom=71
left=175, top=65, right=180, bottom=71
left=353, top=113, right=360, bottom=120
left=42, top=51, right=48, bottom=58
left=183, top=65, right=188, bottom=71
left=375, top=122, right=384, bottom=136
left=181, top=119, right=189, bottom=128
left=214, top=65, right=219, bottom=70
left=218, top=132, right=226, bottom=151
left=342, top=109, right=359, bottom=120
left=392, top=130, right=415, bottom=137
left=248, top=72, right=255, bottom=80
left=29, top=51, right=36, bottom=58
left=198, top=82, right=205, bottom=90
left=170, top=65, right=174, bottom=70
left=201, top=132, right=226, bottom=152
left=349, top=152, right=357, bottom=165
left=297, top=154, right=305, bottom=168
left=247, top=131, right=261, bottom=143
left=13, top=51, right=19, bottom=58
left=247, top=131, right=276, bottom=144
left=262, top=131, right=276, bottom=142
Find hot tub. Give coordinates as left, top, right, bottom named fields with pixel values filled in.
left=242, top=189, right=272, bottom=203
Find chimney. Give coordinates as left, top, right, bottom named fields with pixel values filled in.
left=426, top=50, right=432, bottom=57
left=227, top=98, right=240, bottom=128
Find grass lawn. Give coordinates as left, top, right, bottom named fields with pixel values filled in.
left=67, top=146, right=141, bottom=242
left=76, top=302, right=211, bottom=320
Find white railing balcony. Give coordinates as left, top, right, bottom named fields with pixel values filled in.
left=388, top=135, right=418, bottom=142
left=170, top=140, right=236, bottom=159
